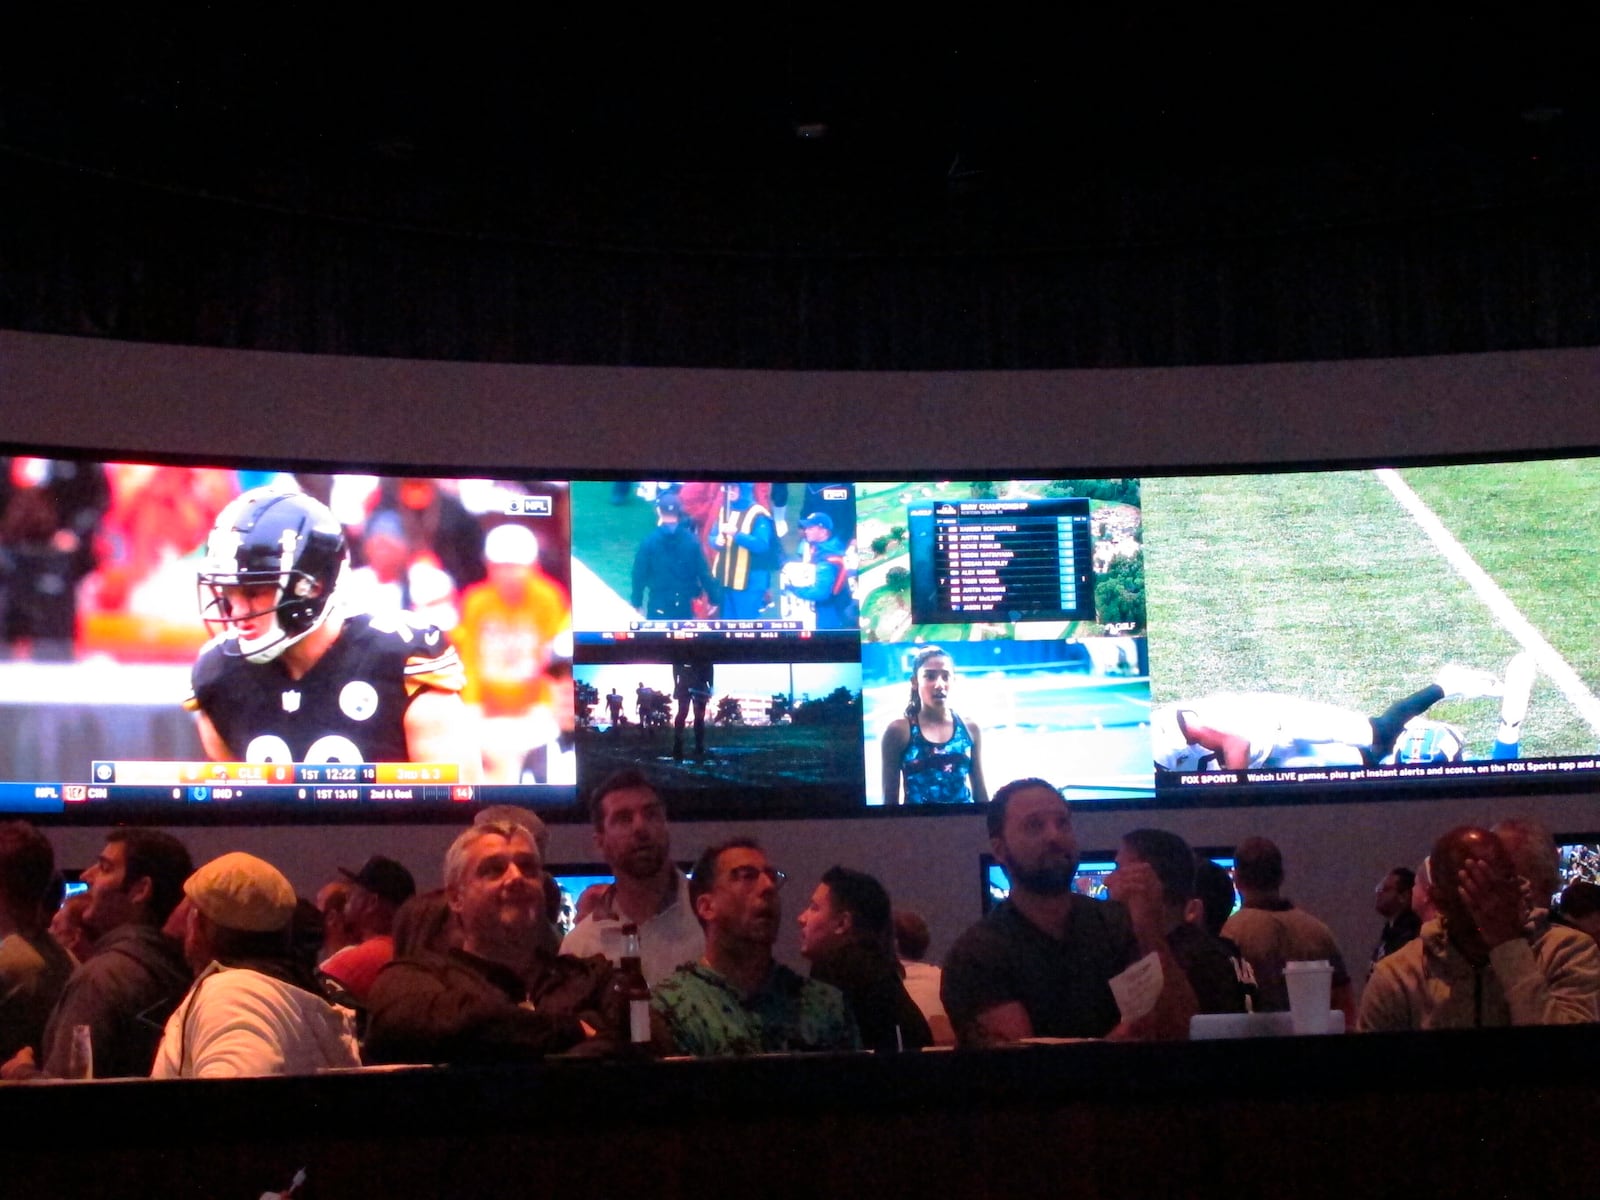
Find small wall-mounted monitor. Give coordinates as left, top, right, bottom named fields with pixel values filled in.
left=545, top=860, right=693, bottom=937
left=547, top=863, right=615, bottom=937
left=981, top=850, right=1238, bottom=915
left=1554, top=833, right=1600, bottom=907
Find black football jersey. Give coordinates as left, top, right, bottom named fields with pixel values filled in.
left=186, top=612, right=465, bottom=763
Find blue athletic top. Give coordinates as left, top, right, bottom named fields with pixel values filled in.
left=901, top=711, right=975, bottom=804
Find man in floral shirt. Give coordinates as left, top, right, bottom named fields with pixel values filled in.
left=651, top=837, right=859, bottom=1056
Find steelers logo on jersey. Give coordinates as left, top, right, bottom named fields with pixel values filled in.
left=339, top=680, right=380, bottom=722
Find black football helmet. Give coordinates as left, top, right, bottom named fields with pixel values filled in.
left=197, top=486, right=348, bottom=662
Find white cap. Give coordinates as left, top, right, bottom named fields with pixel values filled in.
left=484, top=523, right=539, bottom=566
left=185, top=852, right=297, bottom=933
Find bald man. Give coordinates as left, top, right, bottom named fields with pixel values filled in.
left=1358, top=826, right=1600, bottom=1031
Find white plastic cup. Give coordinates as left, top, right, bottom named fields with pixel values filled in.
left=1283, top=960, right=1334, bottom=1035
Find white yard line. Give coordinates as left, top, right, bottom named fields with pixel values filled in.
left=569, top=556, right=644, bottom=631
left=1375, top=468, right=1600, bottom=735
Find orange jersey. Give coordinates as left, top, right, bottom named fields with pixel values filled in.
left=454, top=571, right=570, bottom=715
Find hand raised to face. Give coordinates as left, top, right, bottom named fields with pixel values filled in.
left=1456, top=856, right=1525, bottom=950
left=1107, top=860, right=1166, bottom=941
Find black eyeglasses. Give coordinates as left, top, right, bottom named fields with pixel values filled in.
left=723, top=865, right=787, bottom=889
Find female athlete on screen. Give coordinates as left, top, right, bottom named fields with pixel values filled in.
left=880, top=646, right=988, bottom=805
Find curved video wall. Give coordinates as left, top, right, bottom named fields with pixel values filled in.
left=3, top=433, right=1598, bottom=822
left=5, top=332, right=1600, bottom=825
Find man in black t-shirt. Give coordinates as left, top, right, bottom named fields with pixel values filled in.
left=941, top=779, right=1197, bottom=1045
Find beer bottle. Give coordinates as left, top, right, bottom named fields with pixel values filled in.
left=618, top=922, right=652, bottom=1050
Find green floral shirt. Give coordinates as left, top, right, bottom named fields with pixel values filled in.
left=652, top=961, right=861, bottom=1056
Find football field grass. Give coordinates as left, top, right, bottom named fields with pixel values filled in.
left=1396, top=458, right=1600, bottom=682
left=1144, top=463, right=1600, bottom=759
left=570, top=480, right=655, bottom=602
left=576, top=722, right=865, bottom=810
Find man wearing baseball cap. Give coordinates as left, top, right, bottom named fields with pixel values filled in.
left=320, top=855, right=416, bottom=1003
left=150, top=852, right=360, bottom=1078
left=631, top=493, right=718, bottom=622
left=780, top=512, right=856, bottom=629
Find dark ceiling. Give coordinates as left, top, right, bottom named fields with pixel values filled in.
left=5, top=6, right=1596, bottom=254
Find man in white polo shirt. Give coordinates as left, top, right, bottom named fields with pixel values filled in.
left=561, top=769, right=702, bottom=985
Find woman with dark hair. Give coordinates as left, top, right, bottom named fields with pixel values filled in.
left=390, top=888, right=457, bottom=959
left=879, top=646, right=987, bottom=805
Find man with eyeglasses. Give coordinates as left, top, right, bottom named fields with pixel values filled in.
left=650, top=837, right=860, bottom=1056
left=1358, top=826, right=1600, bottom=1031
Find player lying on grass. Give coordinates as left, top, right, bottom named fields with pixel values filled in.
left=1151, top=655, right=1534, bottom=773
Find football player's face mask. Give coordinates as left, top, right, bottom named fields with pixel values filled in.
left=198, top=487, right=348, bottom=664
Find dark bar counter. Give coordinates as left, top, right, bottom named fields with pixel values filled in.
left=7, top=1025, right=1595, bottom=1198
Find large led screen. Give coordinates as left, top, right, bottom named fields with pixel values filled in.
left=1143, top=460, right=1600, bottom=794
left=855, top=478, right=1149, bottom=807
left=0, top=457, right=573, bottom=819
left=1, top=447, right=1597, bottom=822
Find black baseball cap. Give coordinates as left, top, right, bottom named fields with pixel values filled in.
left=339, top=856, right=416, bottom=907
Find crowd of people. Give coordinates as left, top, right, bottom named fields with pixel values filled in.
left=1, top=775, right=1596, bottom=1082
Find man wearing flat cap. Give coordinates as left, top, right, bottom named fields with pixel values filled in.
left=320, top=855, right=416, bottom=1003
left=150, top=852, right=360, bottom=1078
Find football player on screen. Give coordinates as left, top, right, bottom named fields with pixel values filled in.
left=184, top=486, right=481, bottom=780
left=1150, top=657, right=1533, bottom=775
